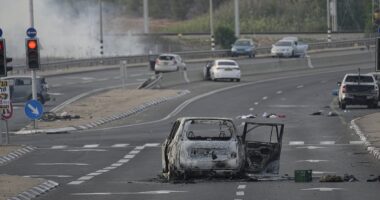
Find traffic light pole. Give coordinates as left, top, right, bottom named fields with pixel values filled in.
left=29, top=0, right=38, bottom=129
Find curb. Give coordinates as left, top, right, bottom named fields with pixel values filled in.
left=15, top=90, right=191, bottom=135
left=0, top=146, right=36, bottom=166
left=8, top=180, right=59, bottom=200
left=351, top=119, right=380, bottom=160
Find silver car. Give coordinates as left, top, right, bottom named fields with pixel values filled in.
left=154, top=53, right=186, bottom=73
left=1, top=75, right=50, bottom=104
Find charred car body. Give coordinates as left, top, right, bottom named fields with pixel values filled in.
left=162, top=117, right=284, bottom=180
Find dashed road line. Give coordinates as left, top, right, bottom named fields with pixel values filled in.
left=83, top=144, right=99, bottom=148
left=262, top=96, right=268, bottom=100
left=319, top=141, right=335, bottom=145
left=51, top=145, right=67, bottom=149
left=111, top=144, right=129, bottom=148
left=35, top=163, right=88, bottom=166
left=297, top=85, right=304, bottom=88
left=276, top=90, right=283, bottom=94
left=289, top=141, right=305, bottom=145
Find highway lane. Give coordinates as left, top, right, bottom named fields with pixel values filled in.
left=2, top=49, right=380, bottom=200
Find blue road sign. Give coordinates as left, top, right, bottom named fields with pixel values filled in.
left=26, top=27, right=37, bottom=38
left=0, top=28, right=3, bottom=37
left=24, top=100, right=43, bottom=120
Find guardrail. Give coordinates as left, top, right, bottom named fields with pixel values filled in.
left=12, top=37, right=376, bottom=72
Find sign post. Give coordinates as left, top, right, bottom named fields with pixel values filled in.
left=24, top=99, right=43, bottom=129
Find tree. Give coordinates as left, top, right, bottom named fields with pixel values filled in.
left=214, top=26, right=236, bottom=49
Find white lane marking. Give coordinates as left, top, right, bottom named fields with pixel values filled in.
left=78, top=176, right=94, bottom=181
left=296, top=146, right=326, bottom=150
left=262, top=96, right=268, bottom=100
left=111, top=144, right=129, bottom=148
left=83, top=144, right=99, bottom=148
left=254, top=102, right=259, bottom=105
left=234, top=199, right=243, bottom=200
left=88, top=173, right=101, bottom=176
left=269, top=105, right=310, bottom=108
left=24, top=175, right=72, bottom=178
left=96, top=169, right=109, bottom=173
left=68, top=181, right=84, bottom=185
left=249, top=107, right=254, bottom=111
left=349, top=141, right=365, bottom=145
left=144, top=143, right=160, bottom=147
left=81, top=77, right=96, bottom=81
left=48, top=92, right=64, bottom=96
left=129, top=150, right=140, bottom=154
left=111, top=163, right=123, bottom=167
left=302, top=188, right=344, bottom=192
left=236, top=191, right=245, bottom=196
left=51, top=145, right=67, bottom=149
left=65, top=149, right=106, bottom=152
left=237, top=185, right=246, bottom=189
left=296, top=160, right=329, bottom=163
left=135, top=146, right=145, bottom=150
left=118, top=159, right=130, bottom=163
left=35, top=163, right=88, bottom=166
left=320, top=141, right=335, bottom=145
left=289, top=141, right=305, bottom=145
left=297, top=85, right=304, bottom=88
left=276, top=90, right=283, bottom=94
left=124, top=155, right=135, bottom=159
left=312, top=171, right=336, bottom=175
left=104, top=167, right=117, bottom=170
left=72, top=190, right=188, bottom=196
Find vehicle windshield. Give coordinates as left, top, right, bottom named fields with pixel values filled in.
left=345, top=75, right=374, bottom=83
left=235, top=40, right=251, bottom=46
left=158, top=55, right=175, bottom=61
left=218, top=61, right=237, bottom=66
left=183, top=119, right=234, bottom=140
left=275, top=41, right=292, bottom=46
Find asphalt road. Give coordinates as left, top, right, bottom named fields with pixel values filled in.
left=2, top=49, right=380, bottom=200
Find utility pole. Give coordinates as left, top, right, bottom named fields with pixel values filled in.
left=29, top=0, right=37, bottom=101
left=327, top=0, right=331, bottom=42
left=234, top=0, right=240, bottom=38
left=331, top=0, right=337, bottom=32
left=143, top=0, right=149, bottom=34
left=209, top=0, right=215, bottom=51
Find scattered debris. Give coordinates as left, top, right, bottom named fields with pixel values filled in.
left=319, top=175, right=343, bottom=182
left=237, top=114, right=257, bottom=119
left=343, top=174, right=359, bottom=182
left=41, top=112, right=80, bottom=122
left=262, top=112, right=286, bottom=118
left=366, top=175, right=380, bottom=182
left=327, top=111, right=338, bottom=117
left=310, top=110, right=323, bottom=116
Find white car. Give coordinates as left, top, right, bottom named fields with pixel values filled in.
left=154, top=54, right=186, bottom=73
left=205, top=59, right=241, bottom=82
left=271, top=37, right=308, bottom=58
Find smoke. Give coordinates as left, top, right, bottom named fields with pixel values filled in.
left=0, top=0, right=147, bottom=62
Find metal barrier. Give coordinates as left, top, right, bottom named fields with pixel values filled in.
left=12, top=38, right=376, bottom=72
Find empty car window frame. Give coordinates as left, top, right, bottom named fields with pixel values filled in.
left=159, top=55, right=175, bottom=61
left=183, top=119, right=234, bottom=141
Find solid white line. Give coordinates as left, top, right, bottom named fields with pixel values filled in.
left=296, top=160, right=329, bottom=163
left=129, top=150, right=140, bottom=154
left=320, top=141, right=335, bottom=145
left=289, top=141, right=305, bottom=145
left=111, top=144, right=129, bottom=148
left=144, top=143, right=160, bottom=147
left=35, top=163, right=88, bottom=166
left=349, top=141, right=365, bottom=145
left=83, top=144, right=99, bottom=148
left=65, top=149, right=106, bottom=152
left=237, top=185, right=246, bottom=189
left=124, top=155, right=135, bottom=159
left=51, top=145, right=67, bottom=149
left=236, top=191, right=245, bottom=196
left=78, top=176, right=94, bottom=181
left=68, top=181, right=84, bottom=185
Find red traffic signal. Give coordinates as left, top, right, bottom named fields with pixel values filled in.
left=26, top=38, right=40, bottom=69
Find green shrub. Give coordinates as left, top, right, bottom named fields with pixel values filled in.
left=214, top=26, right=236, bottom=49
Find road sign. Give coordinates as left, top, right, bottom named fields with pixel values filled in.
left=1, top=102, right=13, bottom=120
left=0, top=28, right=3, bottom=37
left=26, top=27, right=37, bottom=38
left=0, top=80, right=11, bottom=110
left=24, top=100, right=43, bottom=119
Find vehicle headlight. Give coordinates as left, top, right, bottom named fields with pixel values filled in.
left=231, top=47, right=237, bottom=52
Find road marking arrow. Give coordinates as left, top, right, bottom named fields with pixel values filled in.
left=28, top=104, right=39, bottom=115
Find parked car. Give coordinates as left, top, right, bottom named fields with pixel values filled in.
left=1, top=75, right=50, bottom=104
left=337, top=73, right=379, bottom=109
left=231, top=39, right=256, bottom=58
left=154, top=53, right=186, bottom=73
left=203, top=59, right=241, bottom=82
left=271, top=37, right=308, bottom=58
left=162, top=117, right=284, bottom=180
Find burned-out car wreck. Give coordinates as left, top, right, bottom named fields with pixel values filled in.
left=162, top=117, right=284, bottom=180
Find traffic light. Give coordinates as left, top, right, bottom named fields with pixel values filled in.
left=0, top=39, right=6, bottom=77
left=26, top=38, right=40, bottom=69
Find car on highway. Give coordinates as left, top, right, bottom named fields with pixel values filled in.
left=271, top=37, right=308, bottom=58
left=337, top=73, right=379, bottom=109
left=1, top=75, right=50, bottom=104
left=154, top=53, right=186, bottom=73
left=162, top=117, right=284, bottom=180
left=203, top=59, right=241, bottom=82
left=231, top=38, right=256, bottom=58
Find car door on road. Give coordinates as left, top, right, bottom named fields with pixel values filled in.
left=242, top=122, right=284, bottom=175
left=12, top=78, right=32, bottom=102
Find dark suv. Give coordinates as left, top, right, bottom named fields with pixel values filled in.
left=1, top=76, right=50, bottom=104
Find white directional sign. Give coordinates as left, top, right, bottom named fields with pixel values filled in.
left=0, top=80, right=11, bottom=110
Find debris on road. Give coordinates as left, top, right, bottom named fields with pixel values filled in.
left=366, top=175, right=380, bottom=182
left=41, top=112, right=80, bottom=122
left=343, top=174, right=359, bottom=182
left=327, top=111, right=338, bottom=117
left=237, top=114, right=257, bottom=119
left=262, top=112, right=286, bottom=118
left=310, top=110, right=323, bottom=115
left=319, top=175, right=343, bottom=182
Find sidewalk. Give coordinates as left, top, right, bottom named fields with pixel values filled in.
left=352, top=112, right=380, bottom=160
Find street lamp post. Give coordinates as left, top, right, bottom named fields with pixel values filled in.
left=143, top=0, right=149, bottom=34
left=209, top=0, right=215, bottom=51
left=99, top=0, right=104, bottom=56
left=234, top=0, right=240, bottom=38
